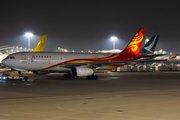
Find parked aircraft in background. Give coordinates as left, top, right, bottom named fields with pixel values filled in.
left=32, top=35, right=47, bottom=52
left=140, top=35, right=159, bottom=54
left=138, top=35, right=165, bottom=60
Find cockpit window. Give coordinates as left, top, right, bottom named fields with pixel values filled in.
left=6, top=56, right=15, bottom=59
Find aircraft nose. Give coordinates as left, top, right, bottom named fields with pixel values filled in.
left=2, top=59, right=7, bottom=66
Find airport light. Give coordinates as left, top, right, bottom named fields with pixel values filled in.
left=110, top=37, right=117, bottom=49
left=145, top=38, right=149, bottom=44
left=25, top=32, right=33, bottom=51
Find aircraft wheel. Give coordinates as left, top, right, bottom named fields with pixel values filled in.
left=86, top=75, right=98, bottom=80
left=86, top=76, right=90, bottom=79
left=24, top=76, right=28, bottom=81
left=64, top=74, right=74, bottom=78
left=93, top=75, right=98, bottom=80
left=64, top=74, right=68, bottom=78
left=68, top=74, right=74, bottom=78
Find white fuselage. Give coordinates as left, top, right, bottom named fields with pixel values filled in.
left=2, top=52, right=113, bottom=72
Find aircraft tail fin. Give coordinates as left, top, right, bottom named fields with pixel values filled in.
left=33, top=35, right=47, bottom=52
left=120, top=28, right=146, bottom=55
left=140, top=35, right=159, bottom=54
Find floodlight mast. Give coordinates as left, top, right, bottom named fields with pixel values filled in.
left=110, top=37, right=117, bottom=49
left=25, top=33, right=33, bottom=51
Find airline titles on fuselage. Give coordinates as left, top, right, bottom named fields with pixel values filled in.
left=32, top=55, right=51, bottom=58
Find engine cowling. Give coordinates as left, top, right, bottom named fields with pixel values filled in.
left=71, top=67, right=94, bottom=77
left=33, top=71, right=49, bottom=75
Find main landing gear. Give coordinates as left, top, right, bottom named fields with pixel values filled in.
left=86, top=75, right=98, bottom=80
left=63, top=73, right=74, bottom=78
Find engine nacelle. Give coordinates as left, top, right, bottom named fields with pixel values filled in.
left=71, top=67, right=94, bottom=77
left=33, top=71, right=49, bottom=75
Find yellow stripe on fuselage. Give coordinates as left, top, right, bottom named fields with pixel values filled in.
left=93, top=53, right=119, bottom=60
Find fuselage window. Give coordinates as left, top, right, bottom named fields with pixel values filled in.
left=7, top=56, right=15, bottom=59
left=10, top=56, right=15, bottom=59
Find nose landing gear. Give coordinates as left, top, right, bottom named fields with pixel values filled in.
left=18, top=71, right=28, bottom=81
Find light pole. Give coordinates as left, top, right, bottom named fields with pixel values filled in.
left=110, top=37, right=117, bottom=49
left=25, top=32, right=33, bottom=51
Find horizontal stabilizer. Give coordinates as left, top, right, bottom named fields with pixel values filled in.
left=140, top=54, right=167, bottom=58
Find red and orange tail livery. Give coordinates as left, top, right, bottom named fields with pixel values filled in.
left=120, top=28, right=146, bottom=55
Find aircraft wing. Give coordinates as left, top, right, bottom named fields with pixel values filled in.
left=59, top=61, right=133, bottom=68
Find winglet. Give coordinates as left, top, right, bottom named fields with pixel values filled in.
left=33, top=35, right=47, bottom=52
left=170, top=54, right=178, bottom=59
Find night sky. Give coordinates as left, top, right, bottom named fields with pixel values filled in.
left=0, top=0, right=180, bottom=53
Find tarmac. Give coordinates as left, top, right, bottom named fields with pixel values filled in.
left=1, top=71, right=180, bottom=120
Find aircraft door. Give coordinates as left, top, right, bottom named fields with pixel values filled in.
left=21, top=54, right=27, bottom=63
left=21, top=53, right=33, bottom=69
left=27, top=54, right=33, bottom=66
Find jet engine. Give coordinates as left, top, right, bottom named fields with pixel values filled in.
left=71, top=67, right=94, bottom=77
left=33, top=71, right=49, bottom=75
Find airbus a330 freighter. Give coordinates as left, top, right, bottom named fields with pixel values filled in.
left=2, top=28, right=175, bottom=80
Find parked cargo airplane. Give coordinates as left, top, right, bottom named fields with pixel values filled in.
left=139, top=35, right=167, bottom=59
left=2, top=29, right=175, bottom=80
